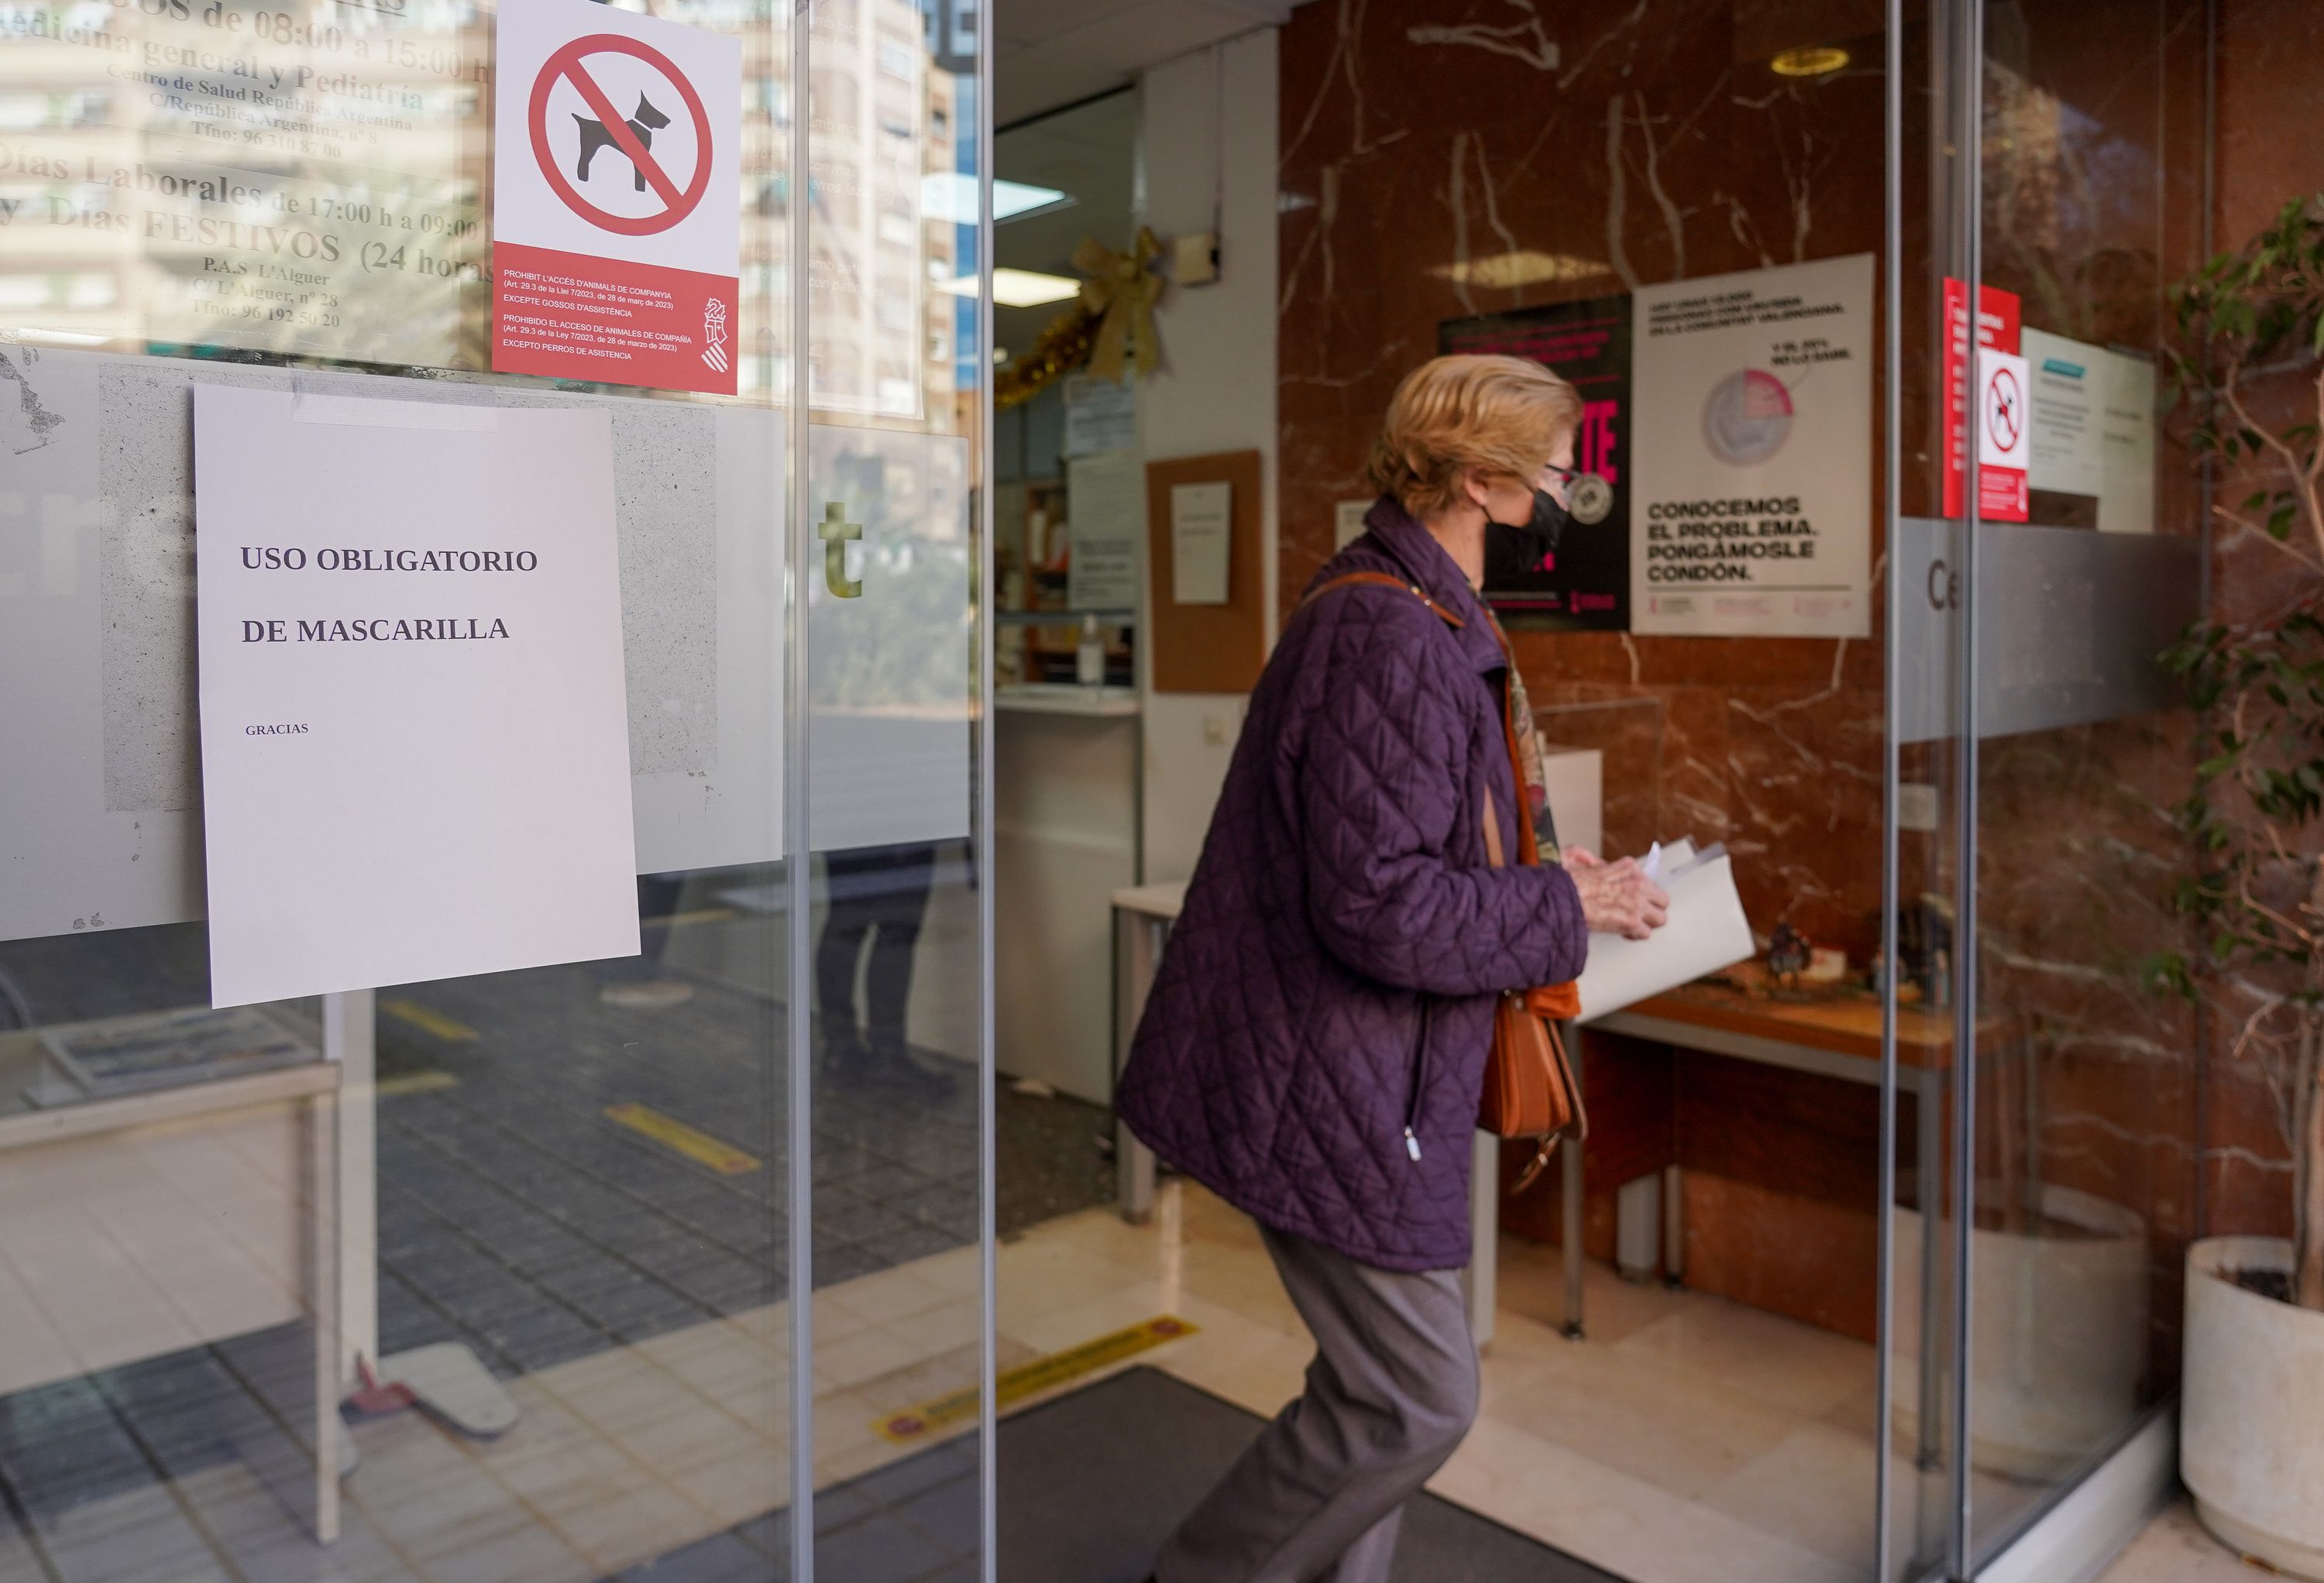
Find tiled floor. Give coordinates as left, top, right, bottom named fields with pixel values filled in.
left=2095, top=1499, right=2262, bottom=1583
left=1002, top=1186, right=2241, bottom=1583
left=0, top=1246, right=989, bottom=1583
left=0, top=1172, right=2261, bottom=1583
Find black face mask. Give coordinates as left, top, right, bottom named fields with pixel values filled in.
left=1483, top=486, right=1573, bottom=564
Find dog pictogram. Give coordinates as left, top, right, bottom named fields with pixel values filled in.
left=527, top=34, right=713, bottom=236
left=573, top=93, right=672, bottom=193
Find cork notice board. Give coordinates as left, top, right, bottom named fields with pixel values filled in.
left=1146, top=449, right=1266, bottom=694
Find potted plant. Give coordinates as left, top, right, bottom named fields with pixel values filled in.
left=2156, top=193, right=2324, bottom=1580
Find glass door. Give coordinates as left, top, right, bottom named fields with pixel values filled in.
left=794, top=0, right=993, bottom=1571
left=0, top=0, right=994, bottom=1574
left=1883, top=0, right=2206, bottom=1576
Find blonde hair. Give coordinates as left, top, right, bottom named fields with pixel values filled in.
left=1366, top=355, right=1583, bottom=517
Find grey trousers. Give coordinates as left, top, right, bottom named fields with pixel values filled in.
left=1154, top=1222, right=1480, bottom=1583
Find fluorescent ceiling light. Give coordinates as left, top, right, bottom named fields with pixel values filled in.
left=1430, top=251, right=1610, bottom=289
left=942, top=269, right=1081, bottom=307
left=14, top=327, right=110, bottom=345
left=918, top=172, right=1074, bottom=225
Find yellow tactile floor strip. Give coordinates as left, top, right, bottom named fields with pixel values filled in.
left=875, top=1315, right=1198, bottom=1443
left=604, top=1102, right=761, bottom=1175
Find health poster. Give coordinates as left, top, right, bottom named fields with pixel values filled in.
left=1441, top=297, right=1631, bottom=630
left=491, top=0, right=741, bottom=394
left=1630, top=255, right=1875, bottom=638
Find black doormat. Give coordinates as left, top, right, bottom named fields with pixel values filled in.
left=607, top=1363, right=1630, bottom=1583
left=998, top=1365, right=1628, bottom=1582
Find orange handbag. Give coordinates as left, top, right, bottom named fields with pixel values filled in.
left=1480, top=785, right=1587, bottom=1190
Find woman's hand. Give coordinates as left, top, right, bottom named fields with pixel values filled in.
left=1570, top=857, right=1669, bottom=940
left=1563, top=846, right=1604, bottom=870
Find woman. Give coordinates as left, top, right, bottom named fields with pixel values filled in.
left=1116, top=354, right=1668, bottom=1583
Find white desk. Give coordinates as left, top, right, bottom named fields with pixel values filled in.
left=1110, top=882, right=1504, bottom=1346
left=0, top=1022, right=342, bottom=1542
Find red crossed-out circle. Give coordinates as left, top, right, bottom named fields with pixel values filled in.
left=1985, top=366, right=2023, bottom=452
left=528, top=34, right=712, bottom=236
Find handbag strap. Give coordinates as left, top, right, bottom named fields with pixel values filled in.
left=1296, top=570, right=1469, bottom=630
left=1304, top=567, right=1576, bottom=1010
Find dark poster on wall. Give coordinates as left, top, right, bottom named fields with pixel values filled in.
left=1439, top=296, right=1631, bottom=630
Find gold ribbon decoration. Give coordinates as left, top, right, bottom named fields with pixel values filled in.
left=1073, top=227, right=1164, bottom=383
left=995, top=302, right=1098, bottom=411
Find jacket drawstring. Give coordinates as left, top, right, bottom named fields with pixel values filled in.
left=1403, top=1001, right=1432, bottom=1161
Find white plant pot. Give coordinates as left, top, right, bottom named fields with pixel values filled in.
left=2183, top=1236, right=2324, bottom=1580
left=1892, top=1186, right=2148, bottom=1480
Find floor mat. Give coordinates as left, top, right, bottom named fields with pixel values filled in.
left=604, top=1363, right=1627, bottom=1583
left=998, top=1365, right=1622, bottom=1583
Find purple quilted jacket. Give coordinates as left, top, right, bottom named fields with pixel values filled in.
left=1116, top=496, right=1588, bottom=1272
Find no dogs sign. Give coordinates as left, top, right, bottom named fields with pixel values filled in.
left=492, top=0, right=741, bottom=394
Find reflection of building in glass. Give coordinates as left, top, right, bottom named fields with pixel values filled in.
left=806, top=0, right=956, bottom=424
left=0, top=0, right=961, bottom=424
left=0, top=0, right=490, bottom=366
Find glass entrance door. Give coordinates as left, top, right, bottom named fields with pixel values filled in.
left=1883, top=0, right=2206, bottom=1576
left=0, top=0, right=993, bottom=1575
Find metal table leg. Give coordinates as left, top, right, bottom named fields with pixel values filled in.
left=1917, top=1066, right=1944, bottom=1471
left=1466, top=1130, right=1497, bottom=1350
left=1112, top=909, right=1160, bottom=1224
left=307, top=1090, right=342, bottom=1544
left=1561, top=1022, right=1585, bottom=1339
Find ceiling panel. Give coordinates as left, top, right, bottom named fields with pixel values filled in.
left=994, top=0, right=1298, bottom=126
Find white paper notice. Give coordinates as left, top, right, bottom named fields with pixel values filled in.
left=1631, top=255, right=1875, bottom=637
left=1063, top=374, right=1140, bottom=457
left=1171, top=481, right=1232, bottom=606
left=2023, top=329, right=2157, bottom=534
left=194, top=386, right=638, bottom=1007
left=1573, top=851, right=1755, bottom=1024
left=1065, top=452, right=1144, bottom=612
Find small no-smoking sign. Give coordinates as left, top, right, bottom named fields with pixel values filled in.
left=492, top=0, right=740, bottom=394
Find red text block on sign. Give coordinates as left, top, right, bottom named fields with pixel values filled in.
left=492, top=243, right=737, bottom=396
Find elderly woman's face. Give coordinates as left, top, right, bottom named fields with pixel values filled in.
left=1470, top=427, right=1580, bottom=524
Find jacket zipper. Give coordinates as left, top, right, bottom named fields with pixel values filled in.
left=1403, top=1000, right=1432, bottom=1162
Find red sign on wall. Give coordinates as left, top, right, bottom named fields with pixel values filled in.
left=1944, top=278, right=2027, bottom=523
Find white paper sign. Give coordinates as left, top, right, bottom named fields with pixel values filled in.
left=193, top=386, right=639, bottom=1006
left=1574, top=851, right=1755, bottom=1024
left=1171, top=481, right=1232, bottom=606
left=1065, top=452, right=1144, bottom=613
left=2023, top=329, right=2157, bottom=534
left=1631, top=255, right=1875, bottom=637
left=1064, top=375, right=1139, bottom=458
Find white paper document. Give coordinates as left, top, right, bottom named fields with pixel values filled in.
left=1066, top=450, right=1144, bottom=612
left=1573, top=847, right=1755, bottom=1024
left=194, top=386, right=640, bottom=1006
left=1170, top=481, right=1232, bottom=605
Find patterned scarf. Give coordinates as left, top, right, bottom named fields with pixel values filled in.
left=1481, top=606, right=1560, bottom=864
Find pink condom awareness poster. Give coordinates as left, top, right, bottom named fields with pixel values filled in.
left=1629, top=255, right=1875, bottom=638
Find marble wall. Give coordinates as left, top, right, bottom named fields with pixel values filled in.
left=1273, top=0, right=2307, bottom=1370
left=1278, top=0, right=1892, bottom=956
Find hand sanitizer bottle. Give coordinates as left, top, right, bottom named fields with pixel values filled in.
left=1077, top=614, right=1105, bottom=688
